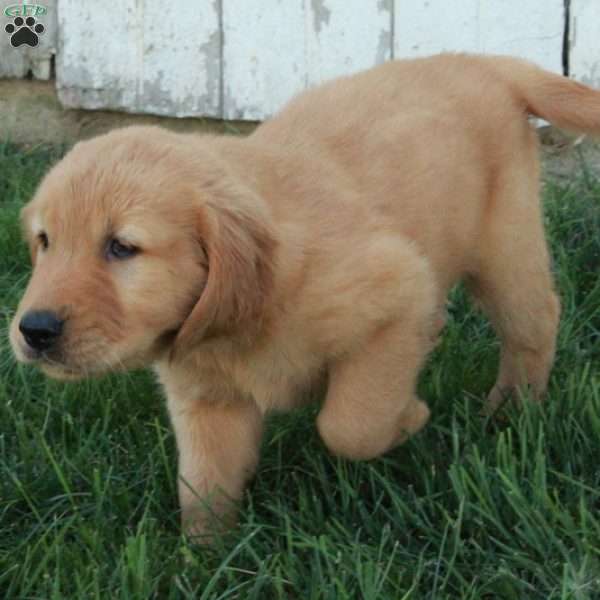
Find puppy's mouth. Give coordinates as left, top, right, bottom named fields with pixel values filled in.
left=20, top=347, right=87, bottom=380
left=39, top=361, right=86, bottom=381
left=14, top=339, right=103, bottom=380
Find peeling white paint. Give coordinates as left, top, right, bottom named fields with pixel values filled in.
left=3, top=0, right=598, bottom=121
left=222, top=1, right=306, bottom=121
left=394, top=0, right=564, bottom=73
left=222, top=0, right=392, bottom=120
left=305, top=0, right=392, bottom=87
left=569, top=0, right=600, bottom=87
left=56, top=0, right=220, bottom=117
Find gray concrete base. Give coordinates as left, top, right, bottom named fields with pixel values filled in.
left=0, top=79, right=257, bottom=146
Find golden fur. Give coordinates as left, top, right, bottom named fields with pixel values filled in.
left=11, top=54, right=600, bottom=536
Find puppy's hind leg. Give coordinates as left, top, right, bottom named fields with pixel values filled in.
left=468, top=152, right=560, bottom=414
left=469, top=263, right=560, bottom=414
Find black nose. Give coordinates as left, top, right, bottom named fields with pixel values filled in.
left=19, top=310, right=64, bottom=352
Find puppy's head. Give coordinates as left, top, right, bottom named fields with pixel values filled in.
left=10, top=126, right=275, bottom=379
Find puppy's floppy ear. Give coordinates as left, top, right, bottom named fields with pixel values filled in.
left=175, top=178, right=277, bottom=349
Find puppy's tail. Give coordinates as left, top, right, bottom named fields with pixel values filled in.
left=493, top=56, right=600, bottom=134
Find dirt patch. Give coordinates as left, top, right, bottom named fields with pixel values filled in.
left=539, top=125, right=600, bottom=181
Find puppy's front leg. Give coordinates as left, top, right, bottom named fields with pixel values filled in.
left=167, top=396, right=263, bottom=539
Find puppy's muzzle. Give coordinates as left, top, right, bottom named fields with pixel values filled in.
left=19, top=310, right=64, bottom=353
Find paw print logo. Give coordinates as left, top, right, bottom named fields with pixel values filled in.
left=5, top=16, right=45, bottom=48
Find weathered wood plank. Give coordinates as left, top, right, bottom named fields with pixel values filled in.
left=222, top=0, right=392, bottom=120
left=0, top=0, right=57, bottom=80
left=56, top=0, right=221, bottom=117
left=394, top=0, right=564, bottom=73
left=222, top=2, right=306, bottom=121
left=7, top=0, right=592, bottom=122
left=569, top=0, right=600, bottom=86
left=304, top=0, right=392, bottom=85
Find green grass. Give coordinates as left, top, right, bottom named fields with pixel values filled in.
left=1, top=140, right=599, bottom=599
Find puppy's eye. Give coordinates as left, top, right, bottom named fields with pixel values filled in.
left=37, top=231, right=49, bottom=250
left=106, top=238, right=139, bottom=261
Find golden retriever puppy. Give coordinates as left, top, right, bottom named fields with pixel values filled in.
left=10, top=53, right=600, bottom=537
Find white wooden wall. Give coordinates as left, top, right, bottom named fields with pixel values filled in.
left=1, top=1, right=599, bottom=121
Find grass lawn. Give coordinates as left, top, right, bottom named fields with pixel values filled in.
left=0, top=140, right=599, bottom=599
